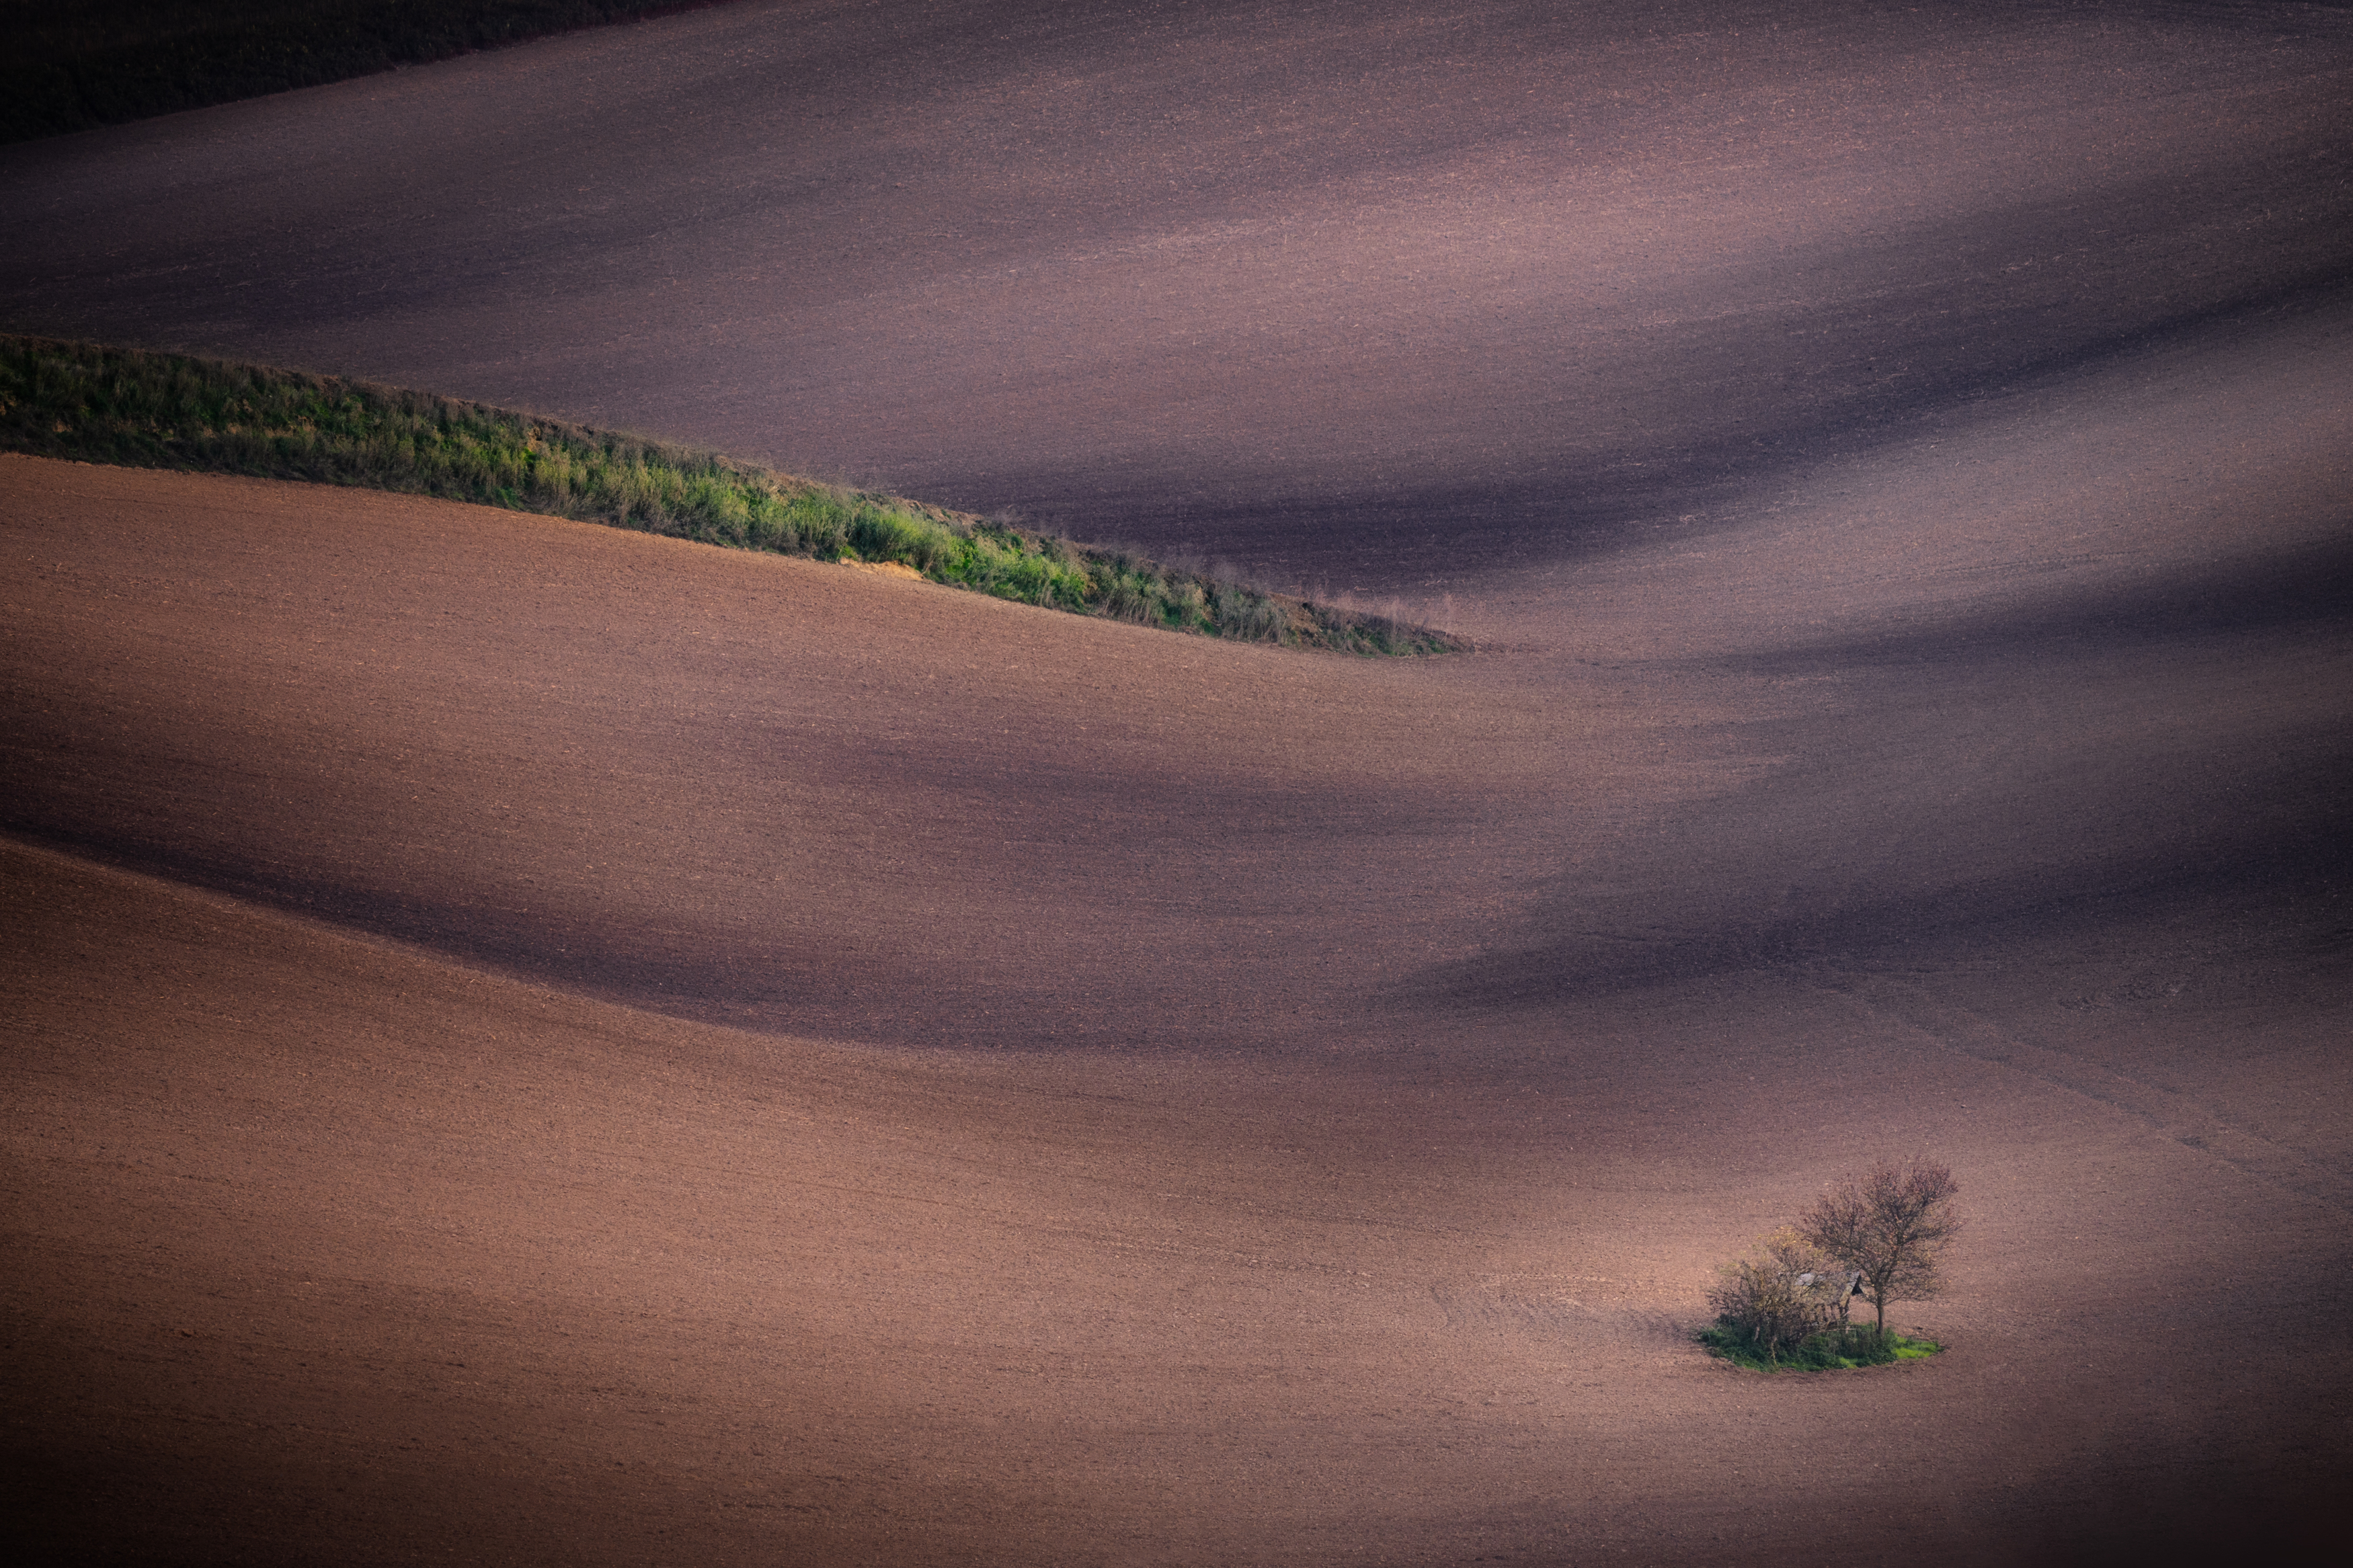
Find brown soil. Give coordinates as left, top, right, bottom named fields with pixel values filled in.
left=5, top=452, right=2346, bottom=1565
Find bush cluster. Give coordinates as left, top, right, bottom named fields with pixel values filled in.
left=1704, top=1229, right=1853, bottom=1366
left=0, top=334, right=1462, bottom=655
left=1702, top=1157, right=1961, bottom=1372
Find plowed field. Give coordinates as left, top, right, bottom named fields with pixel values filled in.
left=4, top=1, right=2349, bottom=1561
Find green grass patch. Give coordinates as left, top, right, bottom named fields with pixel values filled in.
left=2, top=2, right=721, bottom=145
left=0, top=334, right=1464, bottom=655
left=1697, top=1322, right=1943, bottom=1373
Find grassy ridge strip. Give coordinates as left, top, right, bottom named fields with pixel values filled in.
left=3, top=2, right=722, bottom=146
left=0, top=336, right=1462, bottom=654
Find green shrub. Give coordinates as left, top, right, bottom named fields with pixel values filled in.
left=1705, top=1228, right=1847, bottom=1366
left=0, top=333, right=1466, bottom=655
left=1698, top=1321, right=1942, bottom=1373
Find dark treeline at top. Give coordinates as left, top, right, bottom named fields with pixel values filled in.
left=2, top=1, right=727, bottom=145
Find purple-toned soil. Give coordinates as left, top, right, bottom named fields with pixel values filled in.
left=3, top=2, right=2348, bottom=1561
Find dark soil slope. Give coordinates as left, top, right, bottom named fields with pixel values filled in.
left=4, top=455, right=2348, bottom=1563
left=1, top=1, right=2347, bottom=589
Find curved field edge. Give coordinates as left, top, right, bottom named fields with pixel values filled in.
left=0, top=335, right=1463, bottom=655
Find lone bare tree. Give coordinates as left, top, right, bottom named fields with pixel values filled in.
left=1798, top=1157, right=1962, bottom=1337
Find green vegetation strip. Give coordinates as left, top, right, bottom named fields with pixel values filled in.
left=3, top=2, right=719, bottom=145
left=0, top=335, right=1462, bottom=654
left=1698, top=1323, right=1943, bottom=1374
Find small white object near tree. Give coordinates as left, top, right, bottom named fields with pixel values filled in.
left=1707, top=1228, right=1851, bottom=1364
left=1795, top=1268, right=1867, bottom=1330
